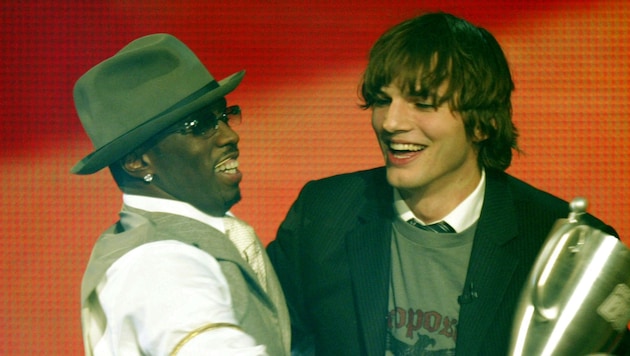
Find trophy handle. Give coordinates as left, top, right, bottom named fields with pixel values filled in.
left=531, top=198, right=589, bottom=321
left=511, top=197, right=630, bottom=355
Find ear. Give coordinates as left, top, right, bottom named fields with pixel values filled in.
left=472, top=118, right=496, bottom=143
left=121, top=151, right=152, bottom=180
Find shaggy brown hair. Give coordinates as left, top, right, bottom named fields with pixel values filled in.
left=360, top=12, right=519, bottom=170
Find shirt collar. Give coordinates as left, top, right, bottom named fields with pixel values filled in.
left=393, top=169, right=486, bottom=233
left=122, top=194, right=229, bottom=233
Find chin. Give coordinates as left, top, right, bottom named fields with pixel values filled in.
left=386, top=168, right=413, bottom=186
left=222, top=191, right=242, bottom=211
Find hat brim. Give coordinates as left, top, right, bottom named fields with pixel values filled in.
left=71, top=70, right=245, bottom=175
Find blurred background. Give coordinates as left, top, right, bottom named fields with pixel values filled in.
left=1, top=0, right=628, bottom=354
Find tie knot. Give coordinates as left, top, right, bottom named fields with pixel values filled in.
left=223, top=216, right=267, bottom=291
left=407, top=219, right=456, bottom=233
left=224, top=216, right=256, bottom=249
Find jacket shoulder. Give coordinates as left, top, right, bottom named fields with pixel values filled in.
left=303, top=167, right=386, bottom=191
left=500, top=171, right=568, bottom=210
left=489, top=169, right=616, bottom=236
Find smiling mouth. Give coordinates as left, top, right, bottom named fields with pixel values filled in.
left=214, top=158, right=239, bottom=174
left=389, top=142, right=426, bottom=158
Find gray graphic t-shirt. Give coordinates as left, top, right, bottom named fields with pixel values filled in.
left=386, top=218, right=476, bottom=355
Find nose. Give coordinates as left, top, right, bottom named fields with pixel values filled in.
left=215, top=121, right=240, bottom=146
left=380, top=99, right=411, bottom=133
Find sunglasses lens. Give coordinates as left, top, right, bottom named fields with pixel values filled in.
left=169, top=105, right=241, bottom=137
left=194, top=117, right=218, bottom=136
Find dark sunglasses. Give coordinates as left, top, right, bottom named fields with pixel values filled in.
left=168, top=105, right=241, bottom=138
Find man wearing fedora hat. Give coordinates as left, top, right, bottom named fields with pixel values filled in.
left=73, top=34, right=290, bottom=355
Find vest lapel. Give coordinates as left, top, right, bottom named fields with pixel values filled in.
left=261, top=249, right=292, bottom=353
left=151, top=212, right=277, bottom=307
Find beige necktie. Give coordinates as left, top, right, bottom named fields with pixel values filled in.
left=224, top=216, right=267, bottom=291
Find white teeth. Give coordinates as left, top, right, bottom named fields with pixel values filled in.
left=215, top=159, right=239, bottom=173
left=390, top=143, right=426, bottom=151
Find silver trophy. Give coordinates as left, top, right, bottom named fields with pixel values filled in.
left=510, top=197, right=630, bottom=356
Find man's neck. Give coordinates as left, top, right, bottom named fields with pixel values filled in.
left=401, top=171, right=482, bottom=223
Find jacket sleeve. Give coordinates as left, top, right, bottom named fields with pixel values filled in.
left=267, top=183, right=317, bottom=355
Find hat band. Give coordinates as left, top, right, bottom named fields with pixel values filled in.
left=156, top=80, right=220, bottom=119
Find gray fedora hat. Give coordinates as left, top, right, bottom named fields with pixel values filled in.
left=71, top=33, right=245, bottom=175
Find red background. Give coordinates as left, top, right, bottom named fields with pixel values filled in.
left=1, top=1, right=628, bottom=354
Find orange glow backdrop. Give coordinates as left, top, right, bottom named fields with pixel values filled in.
left=1, top=1, right=628, bottom=354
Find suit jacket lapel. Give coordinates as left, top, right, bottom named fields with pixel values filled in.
left=346, top=170, right=393, bottom=356
left=331, top=168, right=524, bottom=355
left=456, top=170, right=520, bottom=354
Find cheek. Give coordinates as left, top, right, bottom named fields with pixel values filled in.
left=155, top=140, right=208, bottom=172
left=151, top=150, right=204, bottom=186
left=441, top=131, right=478, bottom=162
left=371, top=114, right=388, bottom=154
left=429, top=114, right=467, bottom=141
left=371, top=109, right=385, bottom=133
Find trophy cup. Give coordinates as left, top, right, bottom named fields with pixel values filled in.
left=509, top=197, right=630, bottom=355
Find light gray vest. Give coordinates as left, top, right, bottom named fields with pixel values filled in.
left=81, top=206, right=290, bottom=355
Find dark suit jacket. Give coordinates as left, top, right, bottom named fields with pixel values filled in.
left=267, top=167, right=616, bottom=355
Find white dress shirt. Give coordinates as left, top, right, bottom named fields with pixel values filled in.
left=86, top=194, right=267, bottom=355
left=394, top=169, right=486, bottom=232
